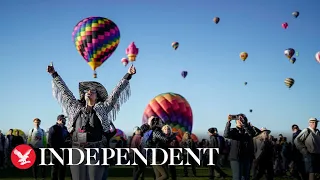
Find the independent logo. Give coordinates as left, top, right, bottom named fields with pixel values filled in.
left=11, top=144, right=36, bottom=169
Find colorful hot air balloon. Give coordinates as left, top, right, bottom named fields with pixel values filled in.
left=315, top=52, right=320, bottom=63
left=142, top=93, right=193, bottom=137
left=181, top=71, right=188, bottom=78
left=244, top=82, right=247, bottom=85
left=121, top=58, right=128, bottom=67
left=191, top=133, right=198, bottom=143
left=172, top=42, right=179, bottom=50
left=284, top=78, right=295, bottom=89
left=72, top=17, right=120, bottom=78
left=282, top=22, right=288, bottom=29
left=292, top=11, right=299, bottom=18
left=284, top=48, right=295, bottom=59
left=240, top=52, right=248, bottom=61
left=213, top=17, right=220, bottom=24
left=290, top=57, right=296, bottom=64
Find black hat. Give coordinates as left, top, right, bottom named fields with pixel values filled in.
left=208, top=127, right=217, bottom=134
left=57, top=114, right=66, bottom=120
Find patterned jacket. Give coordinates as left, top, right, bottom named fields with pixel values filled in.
left=51, top=73, right=131, bottom=133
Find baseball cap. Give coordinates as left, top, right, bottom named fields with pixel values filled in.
left=57, top=115, right=66, bottom=120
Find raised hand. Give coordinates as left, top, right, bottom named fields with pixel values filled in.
left=128, top=64, right=136, bottom=75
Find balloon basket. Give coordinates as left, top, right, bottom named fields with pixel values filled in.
left=93, top=72, right=97, bottom=78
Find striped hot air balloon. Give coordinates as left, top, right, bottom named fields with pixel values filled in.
left=284, top=78, right=295, bottom=89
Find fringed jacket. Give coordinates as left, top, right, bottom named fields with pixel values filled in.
left=51, top=72, right=131, bottom=133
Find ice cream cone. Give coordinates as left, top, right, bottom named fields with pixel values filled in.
left=128, top=54, right=137, bottom=62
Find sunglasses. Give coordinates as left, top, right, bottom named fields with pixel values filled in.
left=84, top=90, right=96, bottom=93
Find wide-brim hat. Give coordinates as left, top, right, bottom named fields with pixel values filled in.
left=309, top=117, right=319, bottom=122
left=79, top=81, right=108, bottom=102
left=260, top=127, right=271, bottom=134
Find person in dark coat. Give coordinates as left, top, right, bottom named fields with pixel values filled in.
left=223, top=114, right=258, bottom=180
left=12, top=131, right=25, bottom=147
left=207, top=128, right=227, bottom=180
left=48, top=114, right=69, bottom=180
left=180, top=132, right=197, bottom=177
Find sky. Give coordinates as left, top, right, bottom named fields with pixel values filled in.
left=0, top=0, right=319, bottom=138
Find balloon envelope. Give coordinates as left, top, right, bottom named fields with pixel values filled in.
left=181, top=71, right=188, bottom=78
left=213, top=17, right=220, bottom=24
left=284, top=48, right=295, bottom=59
left=240, top=52, right=248, bottom=61
left=121, top=58, right=128, bottom=66
left=284, top=78, right=295, bottom=88
left=292, top=11, right=299, bottom=18
left=7, top=129, right=25, bottom=137
left=72, top=17, right=120, bottom=72
left=172, top=42, right=179, bottom=50
left=142, top=93, right=193, bottom=136
left=282, top=22, right=288, bottom=29
left=315, top=52, right=320, bottom=63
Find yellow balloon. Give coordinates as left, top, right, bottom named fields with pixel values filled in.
left=240, top=52, right=248, bottom=61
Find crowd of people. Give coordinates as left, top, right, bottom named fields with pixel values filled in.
left=0, top=115, right=319, bottom=180
left=0, top=65, right=320, bottom=180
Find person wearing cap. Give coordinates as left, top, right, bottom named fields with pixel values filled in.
left=27, top=118, right=47, bottom=180
left=290, top=124, right=307, bottom=180
left=47, top=61, right=136, bottom=180
left=294, top=118, right=320, bottom=180
left=252, top=128, right=274, bottom=180
left=224, top=114, right=258, bottom=180
left=48, top=114, right=69, bottom=180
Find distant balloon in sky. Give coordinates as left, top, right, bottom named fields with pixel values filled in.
left=244, top=82, right=247, bottom=85
left=290, top=57, right=296, bottom=64
left=240, top=52, right=248, bottom=61
left=284, top=78, right=295, bottom=89
left=181, top=71, right=188, bottom=78
left=282, top=22, right=288, bottom=29
left=284, top=48, right=295, bottom=59
left=315, top=52, right=320, bottom=63
left=121, top=58, right=128, bottom=66
left=249, top=109, right=252, bottom=113
left=213, top=17, right=220, bottom=24
left=172, top=42, right=179, bottom=50
left=296, top=52, right=299, bottom=56
left=292, top=11, right=299, bottom=18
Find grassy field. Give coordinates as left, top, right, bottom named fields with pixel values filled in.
left=0, top=166, right=295, bottom=180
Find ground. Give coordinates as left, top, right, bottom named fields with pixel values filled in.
left=0, top=166, right=295, bottom=180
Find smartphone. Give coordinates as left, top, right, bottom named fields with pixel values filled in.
left=229, top=115, right=239, bottom=120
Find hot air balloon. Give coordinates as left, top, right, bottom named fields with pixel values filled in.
left=282, top=22, right=288, bottom=29
left=296, top=52, right=299, bottom=57
left=284, top=48, right=295, bottom=59
left=213, top=17, right=220, bottom=24
left=284, top=78, right=295, bottom=89
left=109, top=129, right=127, bottom=147
left=244, top=82, right=247, bottom=85
left=121, top=58, right=128, bottom=67
left=72, top=17, right=120, bottom=78
left=249, top=109, right=252, bottom=113
left=292, top=11, right=299, bottom=18
left=7, top=129, right=25, bottom=137
left=240, top=52, right=248, bottom=61
left=181, top=71, right=188, bottom=78
left=191, top=133, right=198, bottom=143
left=142, top=92, right=193, bottom=137
left=315, top=52, right=320, bottom=63
left=172, top=42, right=179, bottom=50
left=290, top=57, right=296, bottom=64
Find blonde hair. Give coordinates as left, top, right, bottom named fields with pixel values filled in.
left=162, top=125, right=172, bottom=135
left=182, top=132, right=190, bottom=141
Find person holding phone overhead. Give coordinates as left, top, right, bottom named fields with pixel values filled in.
left=223, top=114, right=259, bottom=180
left=47, top=62, right=136, bottom=180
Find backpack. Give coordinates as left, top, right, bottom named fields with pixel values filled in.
left=141, top=130, right=153, bottom=158
left=141, top=130, right=153, bottom=148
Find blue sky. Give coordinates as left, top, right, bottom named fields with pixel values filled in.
left=0, top=0, right=319, bottom=137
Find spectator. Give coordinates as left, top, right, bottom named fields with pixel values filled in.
left=0, top=130, right=7, bottom=169
left=27, top=118, right=47, bottom=180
